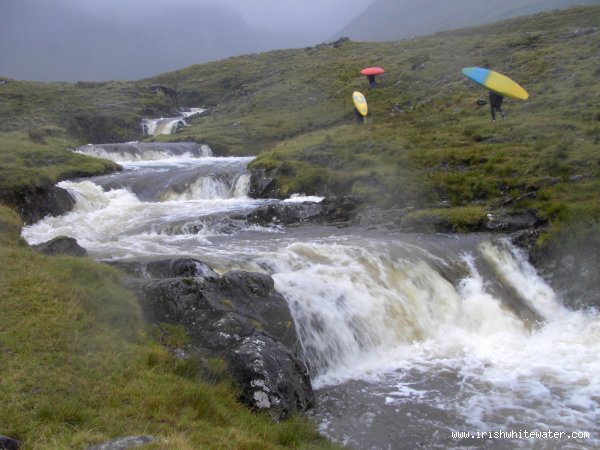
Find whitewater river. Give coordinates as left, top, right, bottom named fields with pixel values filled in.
left=23, top=143, right=599, bottom=449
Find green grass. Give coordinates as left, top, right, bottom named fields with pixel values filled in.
left=0, top=205, right=338, bottom=450
left=0, top=131, right=118, bottom=194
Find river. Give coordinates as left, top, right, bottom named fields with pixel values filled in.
left=22, top=143, right=599, bottom=449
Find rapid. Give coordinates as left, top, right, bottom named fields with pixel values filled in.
left=22, top=142, right=599, bottom=449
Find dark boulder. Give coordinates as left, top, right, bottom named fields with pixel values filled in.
left=7, top=185, right=74, bottom=225
left=0, top=436, right=21, bottom=450
left=240, top=196, right=362, bottom=227
left=107, top=258, right=218, bottom=280
left=249, top=167, right=277, bottom=198
left=229, top=335, right=313, bottom=415
left=134, top=262, right=313, bottom=419
left=243, top=202, right=323, bottom=226
left=144, top=258, right=218, bottom=279
left=32, top=236, right=87, bottom=257
left=486, top=209, right=548, bottom=232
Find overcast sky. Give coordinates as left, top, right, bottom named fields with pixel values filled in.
left=0, top=0, right=373, bottom=81
left=59, top=0, right=373, bottom=34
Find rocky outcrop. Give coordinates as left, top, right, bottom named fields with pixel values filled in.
left=511, top=229, right=600, bottom=310
left=127, top=259, right=313, bottom=419
left=110, top=258, right=218, bottom=279
left=32, top=236, right=87, bottom=257
left=4, top=184, right=74, bottom=225
left=485, top=209, right=548, bottom=233
left=150, top=84, right=177, bottom=101
left=239, top=196, right=362, bottom=227
left=249, top=167, right=277, bottom=198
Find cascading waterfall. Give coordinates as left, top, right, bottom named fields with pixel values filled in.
left=75, top=142, right=213, bottom=162
left=252, top=239, right=542, bottom=385
left=22, top=144, right=269, bottom=260
left=141, top=108, right=206, bottom=136
left=250, top=237, right=599, bottom=448
left=160, top=173, right=251, bottom=201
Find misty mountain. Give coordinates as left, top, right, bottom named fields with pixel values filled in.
left=0, top=0, right=312, bottom=82
left=336, top=0, right=600, bottom=41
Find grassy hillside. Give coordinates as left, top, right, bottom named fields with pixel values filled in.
left=152, top=6, right=599, bottom=233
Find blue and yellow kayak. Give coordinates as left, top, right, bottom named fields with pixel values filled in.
left=462, top=67, right=529, bottom=100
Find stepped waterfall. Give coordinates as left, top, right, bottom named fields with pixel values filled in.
left=22, top=140, right=598, bottom=449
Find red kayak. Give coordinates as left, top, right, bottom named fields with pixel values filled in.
left=360, top=66, right=385, bottom=76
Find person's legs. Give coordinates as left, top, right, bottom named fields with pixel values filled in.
left=497, top=97, right=505, bottom=119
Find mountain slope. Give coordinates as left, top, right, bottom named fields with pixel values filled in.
left=336, top=0, right=600, bottom=41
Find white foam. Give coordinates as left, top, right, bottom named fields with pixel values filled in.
left=283, top=194, right=324, bottom=203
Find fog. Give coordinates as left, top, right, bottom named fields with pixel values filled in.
left=0, top=0, right=373, bottom=82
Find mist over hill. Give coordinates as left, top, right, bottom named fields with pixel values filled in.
left=0, top=0, right=354, bottom=82
left=336, top=0, right=600, bottom=41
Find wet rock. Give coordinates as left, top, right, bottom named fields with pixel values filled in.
left=485, top=209, right=548, bottom=232
left=32, top=236, right=87, bottom=257
left=229, top=335, right=313, bottom=417
left=86, top=435, right=155, bottom=450
left=510, top=229, right=543, bottom=263
left=186, top=217, right=250, bottom=235
left=511, top=229, right=600, bottom=310
left=107, top=258, right=218, bottom=279
left=353, top=206, right=412, bottom=230
left=134, top=265, right=313, bottom=419
left=241, top=196, right=362, bottom=227
left=0, top=435, right=21, bottom=450
left=243, top=202, right=323, bottom=225
left=144, top=258, right=219, bottom=279
left=5, top=185, right=75, bottom=225
left=249, top=167, right=277, bottom=198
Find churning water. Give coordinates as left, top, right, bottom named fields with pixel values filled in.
left=22, top=143, right=599, bottom=449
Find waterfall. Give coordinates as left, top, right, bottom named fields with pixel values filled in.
left=254, top=238, right=570, bottom=386
left=74, top=142, right=213, bottom=162
left=141, top=108, right=206, bottom=136
left=160, top=173, right=251, bottom=201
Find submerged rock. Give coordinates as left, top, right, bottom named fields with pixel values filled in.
left=130, top=260, right=313, bottom=419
